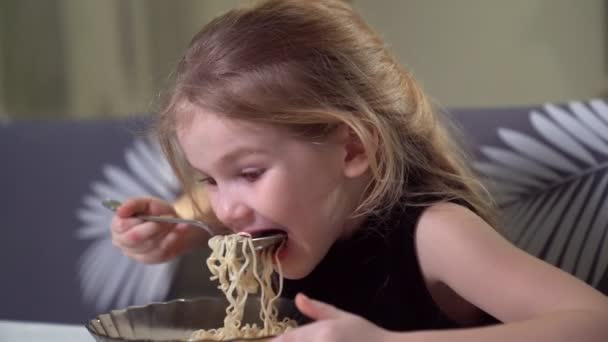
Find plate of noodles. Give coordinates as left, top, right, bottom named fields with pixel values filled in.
left=86, top=233, right=303, bottom=341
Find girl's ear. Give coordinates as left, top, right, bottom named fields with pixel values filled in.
left=336, top=124, right=376, bottom=179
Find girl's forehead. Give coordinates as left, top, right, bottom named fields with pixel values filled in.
left=176, top=110, right=291, bottom=155
left=185, top=111, right=282, bottom=138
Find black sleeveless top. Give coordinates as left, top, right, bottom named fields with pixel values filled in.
left=282, top=203, right=496, bottom=331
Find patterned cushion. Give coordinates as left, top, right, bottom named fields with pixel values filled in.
left=449, top=99, right=608, bottom=295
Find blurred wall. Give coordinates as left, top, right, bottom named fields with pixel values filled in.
left=0, top=0, right=241, bottom=119
left=0, top=0, right=606, bottom=118
left=355, top=0, right=607, bottom=108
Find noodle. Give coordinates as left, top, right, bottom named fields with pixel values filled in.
left=189, top=233, right=297, bottom=341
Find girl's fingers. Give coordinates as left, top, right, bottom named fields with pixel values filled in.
left=157, top=229, right=187, bottom=259
left=112, top=217, right=144, bottom=234
left=115, top=198, right=150, bottom=218
left=295, top=293, right=346, bottom=321
left=116, top=197, right=175, bottom=218
left=127, top=229, right=185, bottom=264
left=108, top=198, right=199, bottom=263
left=147, top=200, right=178, bottom=216
left=122, top=238, right=158, bottom=255
left=113, top=222, right=171, bottom=249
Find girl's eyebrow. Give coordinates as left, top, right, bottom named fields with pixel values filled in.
left=193, top=147, right=269, bottom=176
left=217, top=147, right=266, bottom=166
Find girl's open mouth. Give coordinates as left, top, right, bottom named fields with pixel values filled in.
left=248, top=229, right=289, bottom=262
left=249, top=228, right=286, bottom=238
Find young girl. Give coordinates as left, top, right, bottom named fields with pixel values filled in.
left=110, top=0, right=608, bottom=340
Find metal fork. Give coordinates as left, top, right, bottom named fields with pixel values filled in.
left=102, top=199, right=286, bottom=251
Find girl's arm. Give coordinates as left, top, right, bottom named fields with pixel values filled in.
left=407, top=202, right=608, bottom=342
left=403, top=312, right=608, bottom=342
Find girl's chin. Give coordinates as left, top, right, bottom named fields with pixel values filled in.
left=273, top=257, right=314, bottom=280
left=278, top=267, right=311, bottom=280
left=271, top=239, right=318, bottom=280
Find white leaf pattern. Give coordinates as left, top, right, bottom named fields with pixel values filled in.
left=576, top=191, right=608, bottom=283
left=530, top=111, right=596, bottom=165
left=473, top=162, right=544, bottom=189
left=76, top=136, right=180, bottom=311
left=125, top=150, right=173, bottom=199
left=473, top=99, right=608, bottom=289
left=590, top=99, right=608, bottom=124
left=480, top=146, right=562, bottom=182
left=544, top=176, right=593, bottom=266
left=498, top=128, right=579, bottom=173
left=591, top=198, right=608, bottom=285
left=525, top=179, right=580, bottom=257
left=116, top=262, right=145, bottom=309
left=517, top=190, right=562, bottom=248
left=562, top=174, right=608, bottom=274
left=92, top=181, right=134, bottom=202
left=134, top=139, right=179, bottom=190
left=569, top=102, right=608, bottom=143
left=480, top=179, right=529, bottom=204
left=544, top=104, right=608, bottom=156
left=102, top=165, right=152, bottom=196
left=509, top=195, right=546, bottom=242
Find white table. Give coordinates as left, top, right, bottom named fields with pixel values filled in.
left=0, top=320, right=93, bottom=341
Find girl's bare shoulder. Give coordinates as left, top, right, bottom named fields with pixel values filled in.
left=413, top=201, right=608, bottom=323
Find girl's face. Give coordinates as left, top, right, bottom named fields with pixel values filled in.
left=177, top=109, right=371, bottom=279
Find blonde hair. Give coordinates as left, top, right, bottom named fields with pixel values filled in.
left=155, top=0, right=497, bottom=227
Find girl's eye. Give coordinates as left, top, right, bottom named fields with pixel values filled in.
left=240, top=169, right=265, bottom=182
left=197, top=176, right=217, bottom=186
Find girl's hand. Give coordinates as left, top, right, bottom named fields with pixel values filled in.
left=273, top=293, right=400, bottom=342
left=110, top=197, right=208, bottom=263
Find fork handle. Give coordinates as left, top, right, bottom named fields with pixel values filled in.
left=137, top=215, right=215, bottom=236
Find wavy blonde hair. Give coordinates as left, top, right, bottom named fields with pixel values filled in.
left=155, top=0, right=497, bottom=227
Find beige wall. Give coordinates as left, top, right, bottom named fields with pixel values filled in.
left=56, top=0, right=240, bottom=118
left=354, top=0, right=607, bottom=108
left=0, top=0, right=243, bottom=118
left=0, top=0, right=605, bottom=118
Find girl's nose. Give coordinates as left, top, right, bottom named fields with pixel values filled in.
left=211, top=191, right=253, bottom=231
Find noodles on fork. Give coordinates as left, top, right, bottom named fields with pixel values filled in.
left=189, top=233, right=297, bottom=341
